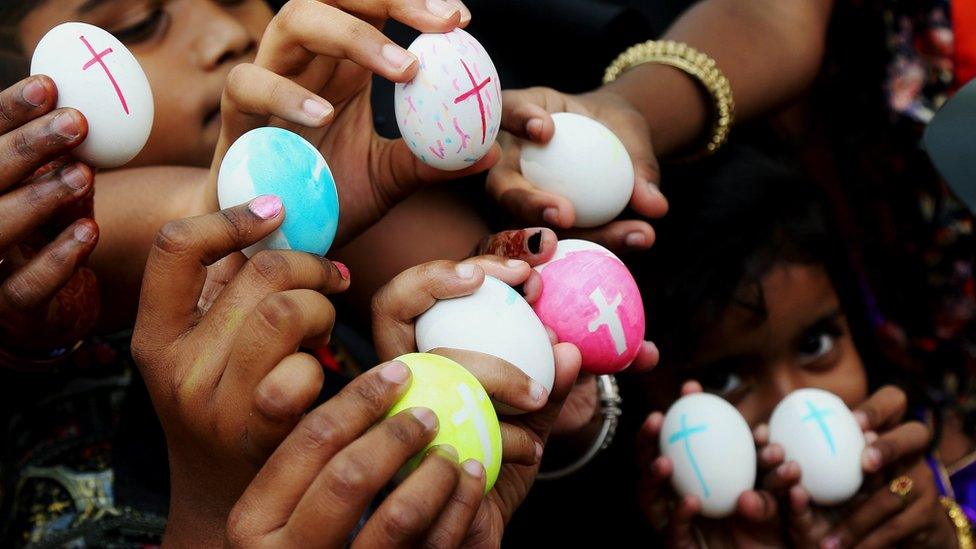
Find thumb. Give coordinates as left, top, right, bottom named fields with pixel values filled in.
left=378, top=137, right=501, bottom=208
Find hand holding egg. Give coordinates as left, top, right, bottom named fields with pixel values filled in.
left=31, top=22, right=154, bottom=168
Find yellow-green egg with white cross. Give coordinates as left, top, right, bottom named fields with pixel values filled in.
left=387, top=353, right=502, bottom=493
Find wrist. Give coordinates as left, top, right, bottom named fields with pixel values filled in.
left=165, top=453, right=255, bottom=547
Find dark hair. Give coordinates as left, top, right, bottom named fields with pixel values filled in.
left=633, top=146, right=927, bottom=406
left=0, top=2, right=38, bottom=87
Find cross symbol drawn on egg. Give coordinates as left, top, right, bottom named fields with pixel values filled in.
left=668, top=415, right=711, bottom=498
left=587, top=287, right=627, bottom=355
left=802, top=400, right=837, bottom=455
left=79, top=35, right=129, bottom=115
left=453, top=383, right=496, bottom=471
left=453, top=59, right=492, bottom=144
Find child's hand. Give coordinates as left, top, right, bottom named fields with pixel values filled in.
left=487, top=87, right=668, bottom=253
left=637, top=382, right=793, bottom=548
left=788, top=386, right=957, bottom=549
left=225, top=359, right=487, bottom=548
left=370, top=254, right=583, bottom=545
left=131, top=196, right=350, bottom=544
left=210, top=0, right=491, bottom=245
left=0, top=75, right=100, bottom=361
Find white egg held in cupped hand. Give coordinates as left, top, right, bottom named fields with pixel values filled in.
left=769, top=388, right=865, bottom=505
left=660, top=393, right=757, bottom=518
left=218, top=127, right=340, bottom=258
left=533, top=239, right=644, bottom=374
left=395, top=28, right=501, bottom=171
left=416, top=275, right=554, bottom=413
left=31, top=22, right=154, bottom=168
left=520, top=113, right=634, bottom=228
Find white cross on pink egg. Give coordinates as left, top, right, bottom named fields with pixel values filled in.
left=533, top=239, right=645, bottom=374
left=395, top=28, right=501, bottom=171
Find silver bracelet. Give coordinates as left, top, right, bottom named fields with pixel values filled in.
left=537, top=375, right=622, bottom=480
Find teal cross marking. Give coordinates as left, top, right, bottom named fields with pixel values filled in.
left=668, top=414, right=710, bottom=498
left=802, top=400, right=836, bottom=455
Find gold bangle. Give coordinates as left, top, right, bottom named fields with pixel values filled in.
left=941, top=496, right=975, bottom=549
left=603, top=40, right=734, bottom=159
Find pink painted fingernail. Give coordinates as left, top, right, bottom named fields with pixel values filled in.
left=382, top=44, right=416, bottom=72
left=302, top=98, right=332, bottom=121
left=462, top=459, right=484, bottom=478
left=411, top=407, right=439, bottom=431
left=74, top=222, right=97, bottom=243
left=22, top=79, right=47, bottom=107
left=334, top=261, right=351, bottom=281
left=381, top=361, right=410, bottom=384
left=248, top=195, right=282, bottom=219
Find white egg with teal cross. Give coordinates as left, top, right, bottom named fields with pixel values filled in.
left=217, top=127, right=339, bottom=257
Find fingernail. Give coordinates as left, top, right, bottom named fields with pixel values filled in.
left=528, top=380, right=547, bottom=402
left=411, top=407, right=438, bottom=431
left=302, top=98, right=332, bottom=121
left=74, top=222, right=96, bottom=243
left=526, top=118, right=544, bottom=138
left=822, top=536, right=841, bottom=549
left=776, top=462, right=793, bottom=476
left=505, top=259, right=524, bottom=268
left=451, top=0, right=472, bottom=24
left=535, top=441, right=544, bottom=462
left=61, top=164, right=89, bottom=191
left=381, top=361, right=410, bottom=384
left=456, top=263, right=476, bottom=279
left=334, top=261, right=351, bottom=281
left=248, top=195, right=282, bottom=219
left=542, top=207, right=560, bottom=226
left=382, top=43, right=416, bottom=72
left=22, top=79, right=46, bottom=107
left=433, top=444, right=459, bottom=461
left=426, top=0, right=459, bottom=19
left=527, top=231, right=543, bottom=254
left=862, top=446, right=881, bottom=471
left=853, top=410, right=868, bottom=429
left=52, top=111, right=81, bottom=139
left=462, top=459, right=484, bottom=478
left=626, top=232, right=647, bottom=248
left=760, top=446, right=777, bottom=462
left=646, top=181, right=663, bottom=197
left=522, top=276, right=540, bottom=301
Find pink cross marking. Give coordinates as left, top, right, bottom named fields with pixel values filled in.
left=453, top=59, right=491, bottom=144
left=79, top=35, right=130, bottom=115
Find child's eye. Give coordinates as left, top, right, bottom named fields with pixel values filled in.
left=111, top=7, right=169, bottom=45
left=797, top=331, right=836, bottom=363
left=699, top=371, right=744, bottom=396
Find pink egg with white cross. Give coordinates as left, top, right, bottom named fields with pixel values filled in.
left=394, top=28, right=501, bottom=171
left=532, top=239, right=645, bottom=374
left=31, top=22, right=154, bottom=168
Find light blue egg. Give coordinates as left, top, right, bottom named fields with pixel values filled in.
left=217, top=127, right=340, bottom=257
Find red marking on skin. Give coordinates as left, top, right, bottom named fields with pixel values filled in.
left=453, top=60, right=491, bottom=144
left=79, top=35, right=129, bottom=115
left=429, top=140, right=446, bottom=159
left=453, top=117, right=470, bottom=151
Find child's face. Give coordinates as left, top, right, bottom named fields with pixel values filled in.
left=19, top=0, right=274, bottom=167
left=682, top=263, right=869, bottom=426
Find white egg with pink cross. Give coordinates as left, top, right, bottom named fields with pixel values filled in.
left=394, top=28, right=501, bottom=171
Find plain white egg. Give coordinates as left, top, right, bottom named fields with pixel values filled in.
left=660, top=393, right=757, bottom=518
left=31, top=22, right=154, bottom=168
left=520, top=113, right=634, bottom=228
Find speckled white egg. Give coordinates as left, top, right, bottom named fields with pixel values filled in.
left=416, top=275, right=554, bottom=412
left=769, top=388, right=865, bottom=505
left=218, top=128, right=340, bottom=258
left=660, top=393, right=757, bottom=518
left=520, top=113, right=634, bottom=228
left=395, top=28, right=501, bottom=171
left=31, top=22, right=154, bottom=168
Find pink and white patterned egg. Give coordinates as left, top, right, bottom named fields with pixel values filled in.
left=394, top=28, right=501, bottom=171
left=532, top=239, right=645, bottom=374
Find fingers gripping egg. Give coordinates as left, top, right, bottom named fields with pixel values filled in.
left=387, top=353, right=502, bottom=493
left=31, top=22, right=154, bottom=168
left=660, top=393, right=757, bottom=518
left=532, top=239, right=645, bottom=374
left=395, top=28, right=501, bottom=171
left=769, top=388, right=865, bottom=505
left=217, top=128, right=340, bottom=258
left=416, top=275, right=555, bottom=413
